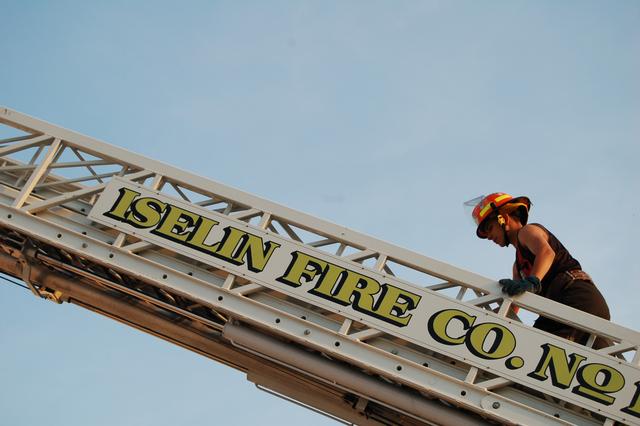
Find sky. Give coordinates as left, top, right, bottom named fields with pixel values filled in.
left=1, top=1, right=639, bottom=425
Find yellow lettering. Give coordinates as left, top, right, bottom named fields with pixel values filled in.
left=185, top=217, right=221, bottom=253
left=572, top=363, right=625, bottom=406
left=104, top=188, right=141, bottom=221
left=331, top=270, right=380, bottom=311
left=230, top=230, right=281, bottom=272
left=375, top=284, right=421, bottom=327
left=309, top=263, right=347, bottom=298
left=466, top=322, right=516, bottom=360
left=213, top=227, right=247, bottom=262
left=427, top=309, right=476, bottom=345
left=124, top=197, right=166, bottom=229
left=152, top=204, right=199, bottom=241
left=212, top=227, right=279, bottom=270
left=527, top=344, right=586, bottom=389
left=622, top=381, right=640, bottom=419
left=277, top=251, right=328, bottom=288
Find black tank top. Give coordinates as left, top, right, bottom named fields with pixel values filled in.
left=515, top=224, right=581, bottom=289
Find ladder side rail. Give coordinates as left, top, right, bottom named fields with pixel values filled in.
left=510, top=293, right=639, bottom=348
left=4, top=108, right=638, bottom=351
left=1, top=136, right=639, bottom=355
left=1, top=164, right=639, bottom=356
left=5, top=174, right=636, bottom=366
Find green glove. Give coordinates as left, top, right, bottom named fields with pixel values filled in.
left=499, top=276, right=541, bottom=296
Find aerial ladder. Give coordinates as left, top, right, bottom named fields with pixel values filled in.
left=0, top=106, right=639, bottom=426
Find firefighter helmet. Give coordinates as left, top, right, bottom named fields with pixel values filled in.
left=467, top=193, right=531, bottom=238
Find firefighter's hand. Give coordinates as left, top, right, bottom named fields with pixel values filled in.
left=499, top=276, right=541, bottom=296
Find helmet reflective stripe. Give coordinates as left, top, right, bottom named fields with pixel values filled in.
left=478, top=194, right=512, bottom=219
left=471, top=192, right=513, bottom=226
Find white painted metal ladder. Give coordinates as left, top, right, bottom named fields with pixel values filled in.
left=1, top=107, right=639, bottom=426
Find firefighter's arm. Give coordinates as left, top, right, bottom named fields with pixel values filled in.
left=517, top=224, right=556, bottom=282
left=499, top=225, right=554, bottom=296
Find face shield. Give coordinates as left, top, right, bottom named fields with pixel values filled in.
left=463, top=195, right=485, bottom=227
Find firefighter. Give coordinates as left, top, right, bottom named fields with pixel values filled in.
left=468, top=193, right=611, bottom=349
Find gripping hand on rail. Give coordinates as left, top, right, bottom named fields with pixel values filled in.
left=498, top=276, right=541, bottom=296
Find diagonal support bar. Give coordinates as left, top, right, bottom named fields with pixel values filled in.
left=12, top=138, right=63, bottom=209
left=23, top=170, right=153, bottom=213
left=0, top=134, right=53, bottom=156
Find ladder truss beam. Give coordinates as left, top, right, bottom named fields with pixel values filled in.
left=1, top=107, right=639, bottom=426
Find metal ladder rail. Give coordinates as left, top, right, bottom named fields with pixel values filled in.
left=1, top=106, right=639, bottom=357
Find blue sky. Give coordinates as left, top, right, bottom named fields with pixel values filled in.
left=1, top=1, right=639, bottom=425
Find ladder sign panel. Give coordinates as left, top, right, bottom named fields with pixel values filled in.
left=89, top=177, right=640, bottom=423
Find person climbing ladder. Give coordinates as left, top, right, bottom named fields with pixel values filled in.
left=467, top=192, right=611, bottom=349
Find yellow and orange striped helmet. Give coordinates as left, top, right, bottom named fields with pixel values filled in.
left=470, top=193, right=531, bottom=238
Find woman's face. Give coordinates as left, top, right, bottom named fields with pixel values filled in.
left=482, top=218, right=507, bottom=247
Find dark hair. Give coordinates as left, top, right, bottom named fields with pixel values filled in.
left=480, top=205, right=528, bottom=234
left=502, top=205, right=529, bottom=225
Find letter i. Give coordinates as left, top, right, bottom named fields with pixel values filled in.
left=104, top=188, right=141, bottom=221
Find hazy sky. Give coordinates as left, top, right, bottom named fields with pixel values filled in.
left=1, top=1, right=639, bottom=425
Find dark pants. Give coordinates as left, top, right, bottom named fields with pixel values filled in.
left=533, top=271, right=611, bottom=350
